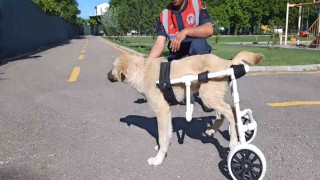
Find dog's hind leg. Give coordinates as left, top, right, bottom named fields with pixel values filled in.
left=212, top=102, right=238, bottom=149
left=199, top=84, right=238, bottom=149
left=147, top=106, right=172, bottom=166
left=199, top=82, right=226, bottom=137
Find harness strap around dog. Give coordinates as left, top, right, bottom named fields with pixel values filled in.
left=231, top=64, right=246, bottom=79
left=198, top=71, right=209, bottom=83
left=158, top=62, right=179, bottom=106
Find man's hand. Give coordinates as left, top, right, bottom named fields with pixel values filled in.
left=169, top=28, right=189, bottom=53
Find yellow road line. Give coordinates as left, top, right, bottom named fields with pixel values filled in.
left=100, top=37, right=128, bottom=54
left=267, top=101, right=320, bottom=107
left=68, top=67, right=80, bottom=82
left=79, top=54, right=84, bottom=61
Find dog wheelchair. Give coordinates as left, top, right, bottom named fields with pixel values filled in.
left=156, top=62, right=267, bottom=180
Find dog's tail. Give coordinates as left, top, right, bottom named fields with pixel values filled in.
left=231, top=51, right=264, bottom=65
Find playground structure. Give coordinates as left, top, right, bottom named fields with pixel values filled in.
left=261, top=25, right=283, bottom=35
left=261, top=25, right=292, bottom=45
left=285, top=0, right=320, bottom=49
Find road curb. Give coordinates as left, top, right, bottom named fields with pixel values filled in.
left=102, top=37, right=320, bottom=72
left=101, top=37, right=146, bottom=57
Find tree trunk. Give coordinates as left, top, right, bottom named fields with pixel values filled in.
left=138, top=25, right=141, bottom=49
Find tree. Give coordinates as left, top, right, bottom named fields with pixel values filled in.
left=76, top=17, right=86, bottom=25
left=105, top=0, right=319, bottom=37
left=101, top=7, right=120, bottom=38
left=208, top=3, right=232, bottom=34
left=109, top=0, right=167, bottom=35
left=32, top=0, right=81, bottom=24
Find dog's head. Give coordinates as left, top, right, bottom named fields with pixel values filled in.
left=107, top=54, right=129, bottom=83
left=107, top=53, right=145, bottom=83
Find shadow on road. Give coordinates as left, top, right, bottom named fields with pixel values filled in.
left=0, top=166, right=47, bottom=180
left=0, top=36, right=86, bottom=66
left=120, top=115, right=232, bottom=179
left=26, top=55, right=42, bottom=59
left=134, top=98, right=147, bottom=104
left=0, top=72, right=5, bottom=81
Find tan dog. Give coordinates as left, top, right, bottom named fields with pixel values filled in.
left=107, top=51, right=263, bottom=166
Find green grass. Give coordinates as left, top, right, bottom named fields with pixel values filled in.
left=212, top=44, right=320, bottom=66
left=208, top=35, right=308, bottom=43
left=104, top=36, right=320, bottom=66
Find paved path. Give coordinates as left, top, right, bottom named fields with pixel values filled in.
left=0, top=36, right=319, bottom=180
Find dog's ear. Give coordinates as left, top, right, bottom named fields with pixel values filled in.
left=117, top=61, right=128, bottom=82
left=120, top=73, right=126, bottom=81
left=116, top=54, right=134, bottom=82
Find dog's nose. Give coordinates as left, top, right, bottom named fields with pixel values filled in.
left=107, top=70, right=118, bottom=82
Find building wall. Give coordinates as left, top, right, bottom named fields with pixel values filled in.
left=95, top=3, right=109, bottom=16
left=0, top=0, right=80, bottom=61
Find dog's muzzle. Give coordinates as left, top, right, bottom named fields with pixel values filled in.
left=107, top=70, right=118, bottom=82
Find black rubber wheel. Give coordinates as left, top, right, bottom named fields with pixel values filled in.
left=230, top=149, right=263, bottom=180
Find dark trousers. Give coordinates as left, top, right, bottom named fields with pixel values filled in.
left=167, top=38, right=214, bottom=112
left=167, top=38, right=212, bottom=62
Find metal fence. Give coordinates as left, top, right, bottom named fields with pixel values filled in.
left=0, top=0, right=80, bottom=61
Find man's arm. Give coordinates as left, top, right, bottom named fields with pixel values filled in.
left=148, top=16, right=167, bottom=60
left=185, top=22, right=214, bottom=38
left=148, top=35, right=167, bottom=60
left=170, top=22, right=213, bottom=52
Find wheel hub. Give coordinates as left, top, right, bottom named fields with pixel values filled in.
left=241, top=160, right=252, bottom=172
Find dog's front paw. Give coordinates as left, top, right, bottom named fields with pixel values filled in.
left=147, top=156, right=164, bottom=166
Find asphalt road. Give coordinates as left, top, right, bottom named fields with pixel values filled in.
left=0, top=36, right=319, bottom=180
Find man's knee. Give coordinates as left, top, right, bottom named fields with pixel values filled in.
left=189, top=39, right=212, bottom=55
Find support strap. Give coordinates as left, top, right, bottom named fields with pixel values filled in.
left=158, top=62, right=179, bottom=105
left=162, top=9, right=169, bottom=36
left=192, top=0, right=200, bottom=26
left=198, top=71, right=209, bottom=83
left=231, top=64, right=246, bottom=79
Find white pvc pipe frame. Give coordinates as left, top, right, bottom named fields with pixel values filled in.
left=156, top=62, right=257, bottom=144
